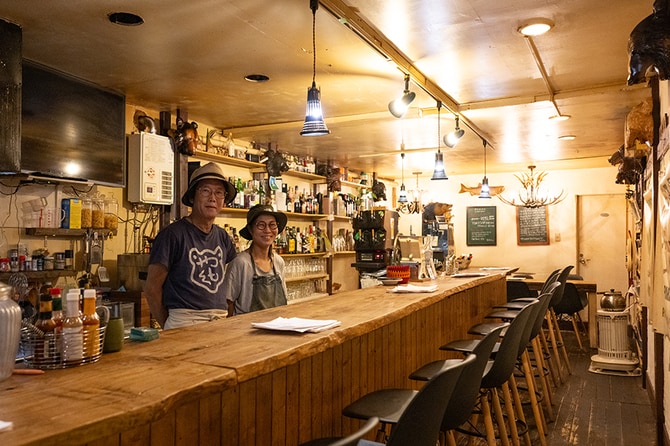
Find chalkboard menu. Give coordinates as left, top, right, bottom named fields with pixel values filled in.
left=516, top=206, right=550, bottom=245
left=466, top=206, right=497, bottom=246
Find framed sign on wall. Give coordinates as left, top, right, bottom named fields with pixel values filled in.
left=516, top=206, right=550, bottom=245
left=466, top=206, right=497, bottom=246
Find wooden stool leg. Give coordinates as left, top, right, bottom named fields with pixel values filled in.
left=521, top=351, right=548, bottom=446
left=490, top=388, right=511, bottom=446
left=501, top=381, right=521, bottom=446
left=481, top=391, right=499, bottom=446
left=532, top=337, right=555, bottom=420
left=445, top=430, right=457, bottom=446
left=545, top=312, right=565, bottom=382
left=509, top=374, right=532, bottom=446
left=550, top=308, right=572, bottom=375
left=539, top=328, right=560, bottom=388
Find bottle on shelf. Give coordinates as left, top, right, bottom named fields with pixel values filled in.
left=62, top=290, right=83, bottom=365
left=34, top=291, right=58, bottom=365
left=81, top=289, right=100, bottom=360
left=50, top=288, right=63, bottom=333
left=288, top=227, right=296, bottom=254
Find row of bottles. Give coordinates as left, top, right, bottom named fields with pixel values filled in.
left=31, top=287, right=101, bottom=367
left=227, top=178, right=267, bottom=209
left=281, top=185, right=322, bottom=214
left=275, top=225, right=328, bottom=255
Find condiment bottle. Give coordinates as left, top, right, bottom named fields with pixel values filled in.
left=50, top=288, right=63, bottom=333
left=62, top=290, right=83, bottom=365
left=81, top=289, right=100, bottom=359
left=34, top=292, right=58, bottom=366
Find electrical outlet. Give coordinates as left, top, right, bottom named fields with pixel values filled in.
left=554, top=232, right=561, bottom=242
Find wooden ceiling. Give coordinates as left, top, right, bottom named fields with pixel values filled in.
left=1, top=0, right=655, bottom=178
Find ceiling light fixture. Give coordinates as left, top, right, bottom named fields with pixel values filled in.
left=498, top=165, right=566, bottom=208
left=432, top=101, right=448, bottom=180
left=244, top=74, right=270, bottom=83
left=518, top=18, right=554, bottom=37
left=443, top=115, right=465, bottom=148
left=558, top=134, right=576, bottom=141
left=479, top=140, right=491, bottom=199
left=397, top=150, right=408, bottom=204
left=388, top=73, right=416, bottom=118
left=300, top=0, right=330, bottom=137
left=397, top=171, right=424, bottom=214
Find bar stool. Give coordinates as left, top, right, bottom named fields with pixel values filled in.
left=299, top=416, right=379, bottom=446
left=340, top=354, right=477, bottom=446
left=442, top=301, right=539, bottom=446
left=553, top=282, right=588, bottom=350
left=407, top=323, right=509, bottom=446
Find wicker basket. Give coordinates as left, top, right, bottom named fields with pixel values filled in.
left=19, top=325, right=106, bottom=369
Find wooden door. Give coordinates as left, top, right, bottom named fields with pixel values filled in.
left=576, top=194, right=628, bottom=294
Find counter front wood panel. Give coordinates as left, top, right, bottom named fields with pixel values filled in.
left=0, top=273, right=505, bottom=446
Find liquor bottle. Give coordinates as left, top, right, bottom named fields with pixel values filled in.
left=236, top=178, right=245, bottom=208
left=288, top=227, right=296, bottom=254
left=293, top=186, right=301, bottom=213
left=81, top=289, right=100, bottom=360
left=34, top=292, right=57, bottom=366
left=62, top=290, right=83, bottom=365
left=295, top=228, right=303, bottom=254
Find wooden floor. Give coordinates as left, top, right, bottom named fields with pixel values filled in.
left=460, top=327, right=657, bottom=446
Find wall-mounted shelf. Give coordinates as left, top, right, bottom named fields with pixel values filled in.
left=218, top=208, right=328, bottom=221
left=0, top=270, right=78, bottom=282
left=25, top=228, right=117, bottom=238
left=192, top=150, right=327, bottom=184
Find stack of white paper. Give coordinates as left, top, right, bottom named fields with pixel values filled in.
left=251, top=317, right=341, bottom=333
left=389, top=284, right=439, bottom=293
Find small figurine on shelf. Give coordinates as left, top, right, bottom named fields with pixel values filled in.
left=263, top=144, right=289, bottom=177
left=171, top=117, right=199, bottom=156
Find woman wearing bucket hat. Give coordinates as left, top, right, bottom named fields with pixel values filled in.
left=144, top=162, right=238, bottom=329
left=223, top=204, right=289, bottom=316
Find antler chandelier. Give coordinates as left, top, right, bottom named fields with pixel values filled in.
left=498, top=165, right=565, bottom=208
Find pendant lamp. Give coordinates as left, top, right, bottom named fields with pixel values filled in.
left=479, top=140, right=491, bottom=199
left=300, top=0, right=330, bottom=136
left=431, top=101, right=448, bottom=180
left=398, top=150, right=408, bottom=203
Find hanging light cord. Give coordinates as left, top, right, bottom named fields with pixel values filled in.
left=310, top=0, right=318, bottom=85
left=436, top=101, right=442, bottom=153
left=483, top=140, right=487, bottom=176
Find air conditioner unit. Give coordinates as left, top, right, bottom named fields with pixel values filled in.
left=127, top=133, right=174, bottom=204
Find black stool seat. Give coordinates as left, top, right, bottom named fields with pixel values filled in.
left=342, top=389, right=415, bottom=424
left=466, top=321, right=507, bottom=336
left=299, top=416, right=380, bottom=446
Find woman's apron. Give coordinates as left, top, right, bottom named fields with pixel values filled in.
left=249, top=252, right=287, bottom=312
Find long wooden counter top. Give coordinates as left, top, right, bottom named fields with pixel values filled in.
left=0, top=272, right=507, bottom=446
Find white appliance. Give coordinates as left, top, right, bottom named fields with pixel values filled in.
left=589, top=309, right=641, bottom=376
left=127, top=133, right=174, bottom=204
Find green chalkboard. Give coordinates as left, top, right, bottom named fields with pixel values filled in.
left=516, top=206, right=550, bottom=245
left=466, top=206, right=497, bottom=246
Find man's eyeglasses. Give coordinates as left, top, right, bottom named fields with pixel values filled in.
left=197, top=187, right=226, bottom=200
left=255, top=221, right=278, bottom=231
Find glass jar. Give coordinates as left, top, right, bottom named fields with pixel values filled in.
left=0, top=282, right=22, bottom=381
left=92, top=196, right=105, bottom=229
left=80, top=197, right=92, bottom=229
left=104, top=196, right=118, bottom=230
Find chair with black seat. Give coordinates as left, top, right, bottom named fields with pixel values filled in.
left=341, top=354, right=477, bottom=446
left=299, top=416, right=380, bottom=446
left=442, top=301, right=539, bottom=446
left=552, top=282, right=588, bottom=350
left=506, top=280, right=533, bottom=302
left=408, top=323, right=509, bottom=446
left=546, top=265, right=574, bottom=377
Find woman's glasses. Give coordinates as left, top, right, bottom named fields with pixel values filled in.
left=255, top=221, right=278, bottom=231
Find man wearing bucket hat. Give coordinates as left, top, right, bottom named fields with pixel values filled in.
left=223, top=204, right=289, bottom=316
left=145, top=162, right=238, bottom=329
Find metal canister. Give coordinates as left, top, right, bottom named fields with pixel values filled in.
left=0, top=282, right=21, bottom=381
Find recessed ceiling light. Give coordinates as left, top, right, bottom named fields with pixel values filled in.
left=108, top=12, right=144, bottom=26
left=558, top=135, right=576, bottom=141
left=518, top=18, right=554, bottom=36
left=245, top=74, right=270, bottom=83
left=549, top=114, right=571, bottom=121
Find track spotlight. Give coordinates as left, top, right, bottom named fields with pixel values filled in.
left=388, top=74, right=416, bottom=118
left=443, top=115, right=465, bottom=148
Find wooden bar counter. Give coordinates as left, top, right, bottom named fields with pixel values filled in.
left=0, top=272, right=506, bottom=446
